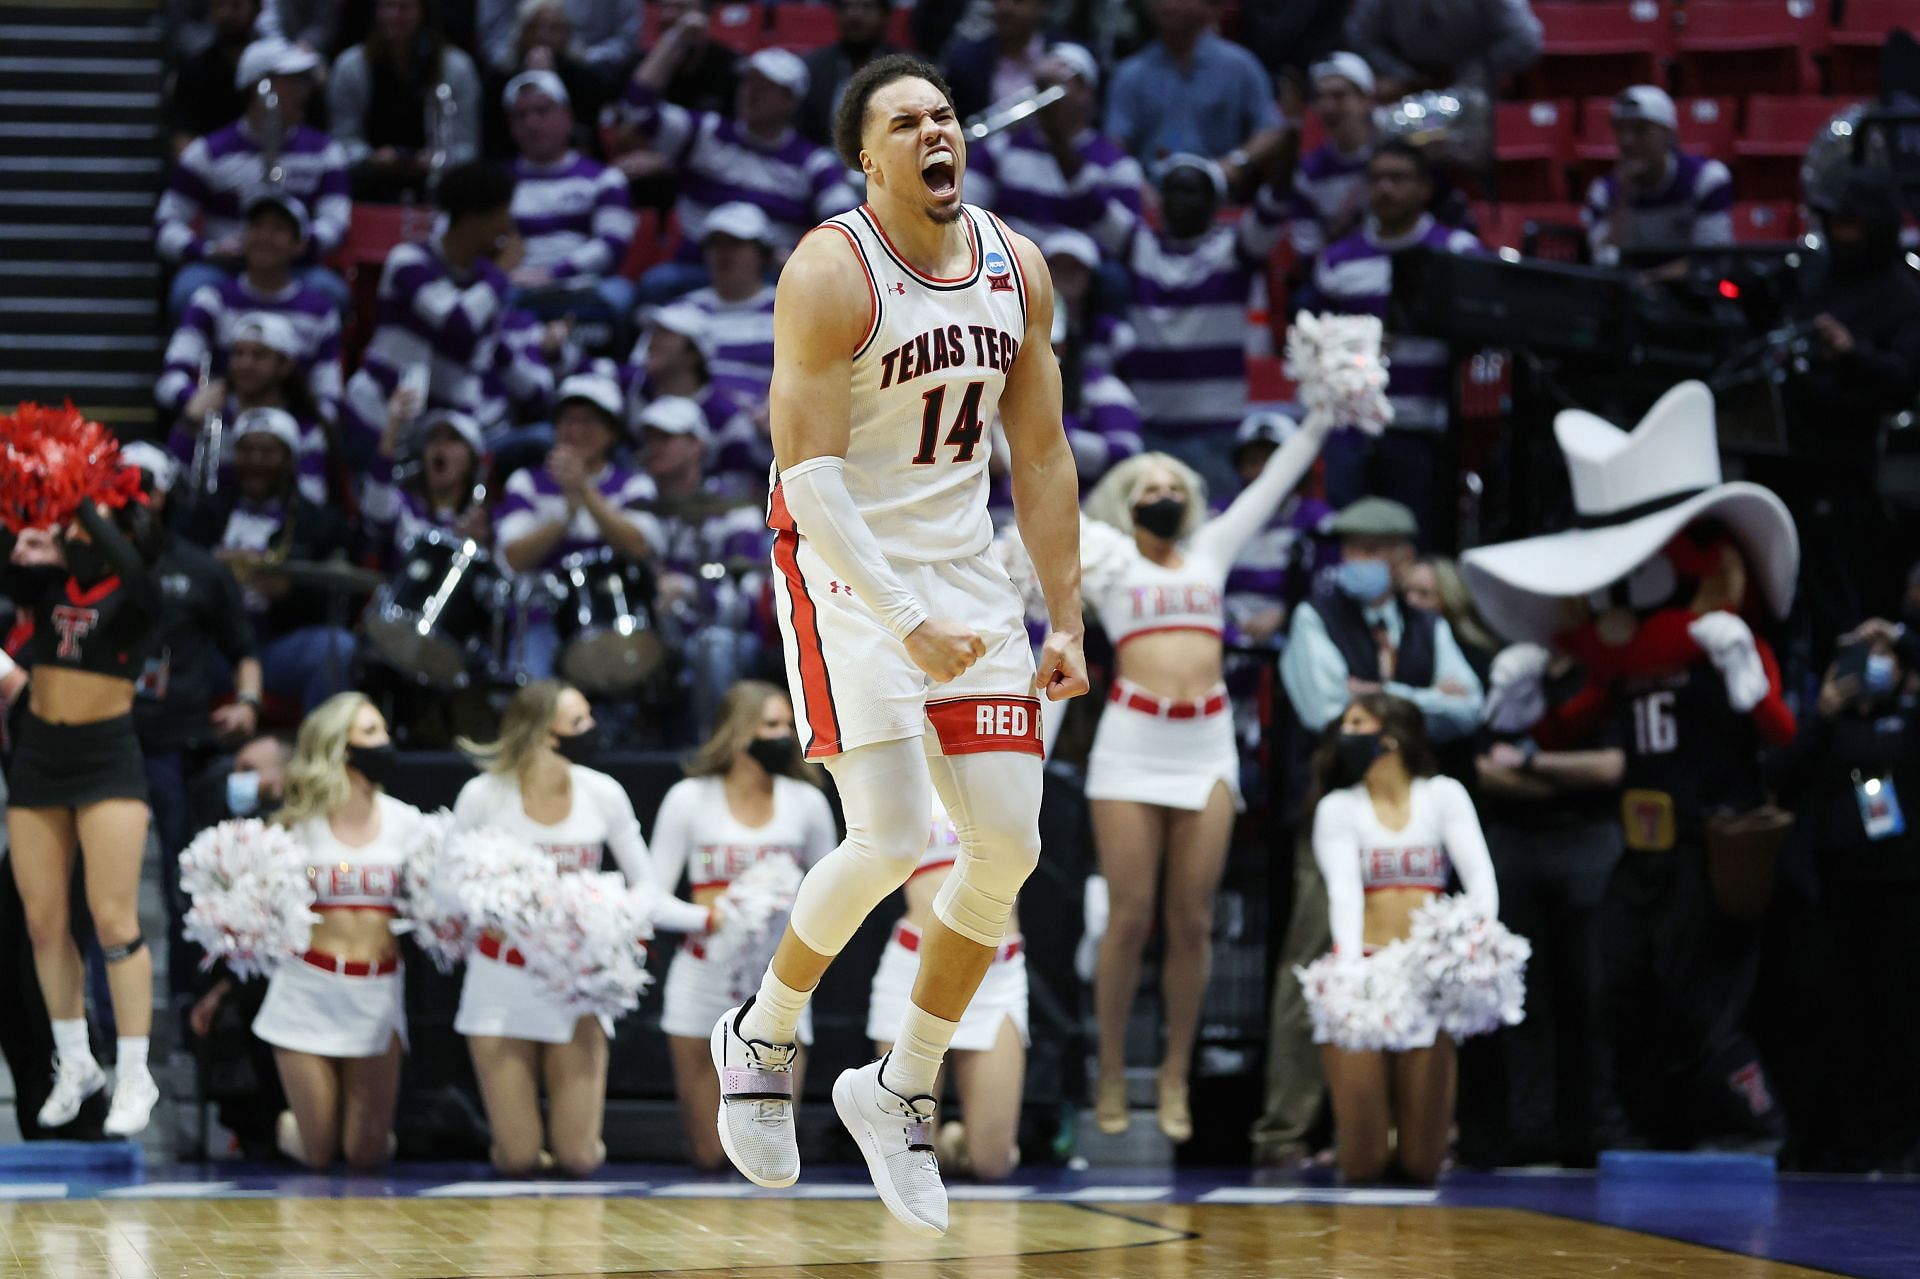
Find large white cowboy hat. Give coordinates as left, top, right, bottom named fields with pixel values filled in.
left=1459, top=381, right=1799, bottom=644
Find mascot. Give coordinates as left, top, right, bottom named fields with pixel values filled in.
left=1460, top=381, right=1798, bottom=1147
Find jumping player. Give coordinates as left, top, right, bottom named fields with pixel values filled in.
left=709, top=54, right=1086, bottom=1235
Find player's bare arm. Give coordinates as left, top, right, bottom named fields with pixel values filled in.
left=770, top=229, right=982, bottom=682
left=997, top=228, right=1089, bottom=703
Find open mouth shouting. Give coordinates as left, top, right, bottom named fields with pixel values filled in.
left=921, top=147, right=957, bottom=201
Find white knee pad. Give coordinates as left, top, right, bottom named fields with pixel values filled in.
left=929, top=751, right=1044, bottom=948
left=786, top=739, right=931, bottom=956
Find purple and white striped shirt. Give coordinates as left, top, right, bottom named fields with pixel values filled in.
left=494, top=462, right=662, bottom=572
left=1286, top=140, right=1372, bottom=261
left=968, top=125, right=1145, bottom=243
left=164, top=397, right=331, bottom=507
left=653, top=481, right=770, bottom=628
left=1583, top=150, right=1734, bottom=265
left=612, top=82, right=857, bottom=263
left=680, top=285, right=776, bottom=405
left=357, top=456, right=475, bottom=565
left=1065, top=365, right=1143, bottom=487
left=1098, top=185, right=1287, bottom=437
left=157, top=275, right=343, bottom=422
left=509, top=150, right=636, bottom=281
left=1310, top=214, right=1483, bottom=431
left=155, top=122, right=351, bottom=262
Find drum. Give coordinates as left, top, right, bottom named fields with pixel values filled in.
left=550, top=549, right=665, bottom=693
left=364, top=529, right=505, bottom=688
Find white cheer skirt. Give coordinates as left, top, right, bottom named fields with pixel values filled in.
left=253, top=957, right=407, bottom=1058
left=1084, top=687, right=1242, bottom=812
left=865, top=923, right=1029, bottom=1053
left=454, top=946, right=615, bottom=1045
left=659, top=936, right=813, bottom=1045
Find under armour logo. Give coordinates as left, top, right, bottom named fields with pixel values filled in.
left=889, top=282, right=907, bottom=295
left=827, top=580, right=855, bottom=596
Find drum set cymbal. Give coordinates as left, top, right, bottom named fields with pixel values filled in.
left=270, top=558, right=387, bottom=595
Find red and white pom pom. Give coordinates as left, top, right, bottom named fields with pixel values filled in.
left=717, top=853, right=802, bottom=944
left=1295, top=943, right=1436, bottom=1053
left=1284, top=312, right=1392, bottom=437
left=180, top=819, right=315, bottom=981
left=396, top=810, right=462, bottom=971
left=402, top=823, right=557, bottom=972
left=1406, top=894, right=1531, bottom=1041
left=519, top=871, right=655, bottom=1021
left=0, top=401, right=145, bottom=534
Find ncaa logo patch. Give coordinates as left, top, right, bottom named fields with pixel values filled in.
left=983, top=251, right=1008, bottom=275
left=985, top=249, right=1014, bottom=292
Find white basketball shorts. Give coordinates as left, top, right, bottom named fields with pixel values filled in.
left=769, top=533, right=1039, bottom=761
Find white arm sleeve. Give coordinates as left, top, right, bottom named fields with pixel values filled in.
left=1312, top=791, right=1367, bottom=960
left=648, top=781, right=697, bottom=897
left=1434, top=777, right=1498, bottom=918
left=450, top=776, right=492, bottom=830
left=1190, top=419, right=1330, bottom=567
left=0, top=647, right=15, bottom=680
left=778, top=454, right=929, bottom=640
left=593, top=772, right=711, bottom=932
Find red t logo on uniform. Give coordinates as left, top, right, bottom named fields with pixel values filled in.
left=50, top=604, right=98, bottom=660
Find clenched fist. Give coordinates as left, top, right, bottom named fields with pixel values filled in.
left=905, top=618, right=986, bottom=683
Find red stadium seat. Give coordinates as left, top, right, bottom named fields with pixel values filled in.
left=887, top=6, right=913, bottom=51
left=1731, top=201, right=1800, bottom=242
left=707, top=3, right=768, bottom=54
left=1246, top=354, right=1297, bottom=404
left=1831, top=0, right=1914, bottom=94
left=1674, top=1, right=1830, bottom=96
left=618, top=208, right=683, bottom=280
left=1734, top=94, right=1861, bottom=197
left=332, top=203, right=428, bottom=269
left=1523, top=3, right=1677, bottom=100
left=770, top=4, right=838, bottom=52
left=1495, top=101, right=1575, bottom=200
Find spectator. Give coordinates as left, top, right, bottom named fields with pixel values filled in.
left=679, top=203, right=779, bottom=407
left=1045, top=229, right=1142, bottom=489
left=1106, top=0, right=1285, bottom=181
left=502, top=70, right=637, bottom=319
left=156, top=36, right=351, bottom=315
left=797, top=0, right=900, bottom=148
left=1345, top=0, right=1542, bottom=99
left=613, top=0, right=738, bottom=117
left=968, top=44, right=1146, bottom=246
left=1402, top=556, right=1499, bottom=681
left=1287, top=52, right=1378, bottom=263
left=480, top=0, right=613, bottom=159
left=165, top=311, right=333, bottom=506
left=166, top=0, right=261, bottom=154
left=179, top=407, right=358, bottom=716
left=158, top=191, right=343, bottom=431
left=257, top=0, right=337, bottom=55
left=495, top=373, right=660, bottom=679
left=612, top=39, right=857, bottom=303
left=1583, top=87, right=1734, bottom=269
left=328, top=0, right=483, bottom=202
left=623, top=303, right=758, bottom=489
left=1219, top=411, right=1335, bottom=648
left=1307, top=139, right=1483, bottom=534
left=477, top=0, right=640, bottom=76
left=1095, top=154, right=1285, bottom=494
left=941, top=0, right=1055, bottom=123
left=360, top=406, right=494, bottom=565
left=339, top=162, right=536, bottom=469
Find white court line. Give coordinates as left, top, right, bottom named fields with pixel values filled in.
left=1198, top=1187, right=1440, bottom=1206
left=0, top=1184, right=69, bottom=1200
left=1062, top=1186, right=1170, bottom=1202
left=417, top=1180, right=654, bottom=1198
left=100, top=1182, right=239, bottom=1199
left=649, top=1182, right=766, bottom=1198
left=947, top=1184, right=1033, bottom=1200
left=785, top=1184, right=886, bottom=1199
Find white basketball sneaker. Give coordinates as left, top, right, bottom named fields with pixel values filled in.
left=711, top=1002, right=800, bottom=1188
left=833, top=1056, right=948, bottom=1237
left=104, top=1068, right=159, bottom=1138
left=37, top=1055, right=106, bottom=1129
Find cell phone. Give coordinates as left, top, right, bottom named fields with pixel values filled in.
left=1833, top=641, right=1871, bottom=684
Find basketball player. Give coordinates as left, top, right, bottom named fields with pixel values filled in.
left=709, top=54, right=1086, bottom=1235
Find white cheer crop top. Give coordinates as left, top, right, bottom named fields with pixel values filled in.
left=648, top=775, right=837, bottom=894
left=296, top=793, right=424, bottom=913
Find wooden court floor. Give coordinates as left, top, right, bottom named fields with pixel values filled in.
left=0, top=1195, right=1841, bottom=1278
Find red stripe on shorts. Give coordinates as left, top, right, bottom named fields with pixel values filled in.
left=772, top=527, right=841, bottom=758
left=926, top=695, right=1043, bottom=757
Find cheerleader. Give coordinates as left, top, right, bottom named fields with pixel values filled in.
left=1073, top=416, right=1332, bottom=1140
left=868, top=795, right=1029, bottom=1181
left=451, top=679, right=705, bottom=1176
left=253, top=692, right=422, bottom=1169
left=649, top=680, right=836, bottom=1171
left=1311, top=692, right=1498, bottom=1184
left=3, top=499, right=165, bottom=1137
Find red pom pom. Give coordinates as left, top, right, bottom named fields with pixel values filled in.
left=0, top=401, right=146, bottom=535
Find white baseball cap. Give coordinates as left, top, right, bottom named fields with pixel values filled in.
left=636, top=395, right=709, bottom=440
left=1309, top=52, right=1376, bottom=97
left=1234, top=409, right=1301, bottom=453
left=649, top=303, right=716, bottom=363
left=555, top=372, right=624, bottom=425
left=1046, top=42, right=1099, bottom=90
left=702, top=201, right=774, bottom=246
left=1156, top=152, right=1228, bottom=200
left=244, top=187, right=312, bottom=241
left=503, top=68, right=569, bottom=111
left=1041, top=228, right=1099, bottom=269
left=230, top=406, right=302, bottom=454
left=1612, top=85, right=1678, bottom=131
left=119, top=441, right=178, bottom=495
left=229, top=311, right=301, bottom=358
left=415, top=408, right=485, bottom=456
left=743, top=47, right=809, bottom=98
left=235, top=36, right=321, bottom=91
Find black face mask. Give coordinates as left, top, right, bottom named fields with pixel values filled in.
left=1133, top=497, right=1186, bottom=540
left=1333, top=731, right=1387, bottom=785
left=745, top=735, right=798, bottom=776
left=554, top=724, right=602, bottom=765
left=346, top=743, right=397, bottom=788
left=63, top=539, right=114, bottom=586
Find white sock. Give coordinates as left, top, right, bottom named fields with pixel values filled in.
left=51, top=1019, right=94, bottom=1068
left=116, top=1037, right=149, bottom=1079
left=880, top=1003, right=959, bottom=1099
left=739, top=971, right=811, bottom=1047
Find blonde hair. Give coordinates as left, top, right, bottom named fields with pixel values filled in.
left=1083, top=451, right=1208, bottom=540
left=1421, top=555, right=1499, bottom=655
left=457, top=679, right=571, bottom=777
left=686, top=680, right=811, bottom=779
left=274, top=692, right=375, bottom=828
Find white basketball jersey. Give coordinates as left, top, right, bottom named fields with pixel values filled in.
left=773, top=203, right=1031, bottom=562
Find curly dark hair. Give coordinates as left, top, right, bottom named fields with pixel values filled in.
left=832, top=53, right=957, bottom=171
